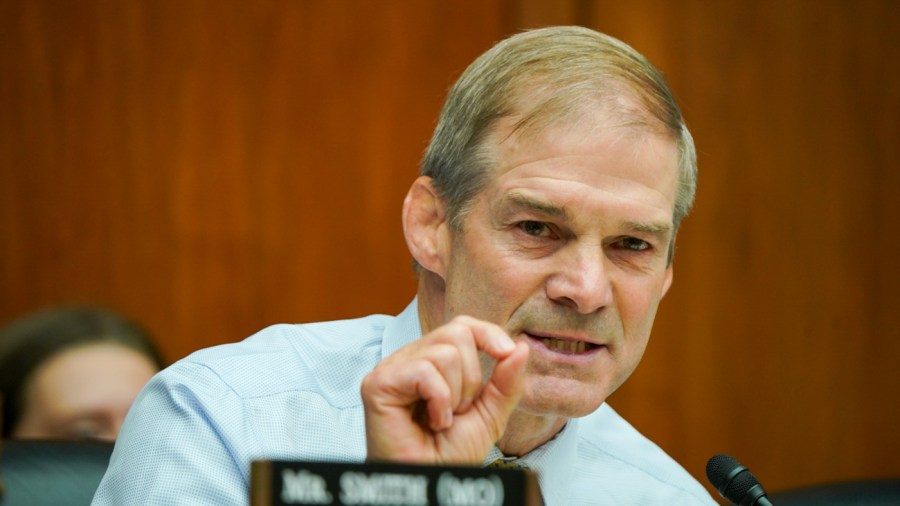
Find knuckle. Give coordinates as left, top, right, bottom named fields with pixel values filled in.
left=360, top=368, right=383, bottom=397
left=448, top=314, right=482, bottom=332
left=423, top=321, right=469, bottom=347
left=428, top=343, right=462, bottom=369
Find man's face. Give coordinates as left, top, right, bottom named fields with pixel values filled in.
left=441, top=113, right=679, bottom=419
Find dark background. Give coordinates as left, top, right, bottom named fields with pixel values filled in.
left=2, top=0, right=898, bottom=498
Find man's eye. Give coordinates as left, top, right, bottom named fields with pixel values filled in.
left=518, top=221, right=550, bottom=237
left=620, top=237, right=650, bottom=251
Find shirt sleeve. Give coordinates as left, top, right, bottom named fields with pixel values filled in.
left=92, top=361, right=250, bottom=505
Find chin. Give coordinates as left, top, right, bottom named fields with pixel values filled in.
left=519, top=398, right=601, bottom=419
left=519, top=381, right=607, bottom=419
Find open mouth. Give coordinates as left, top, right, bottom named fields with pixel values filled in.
left=525, top=333, right=601, bottom=355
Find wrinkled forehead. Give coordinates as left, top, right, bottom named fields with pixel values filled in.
left=501, top=75, right=671, bottom=142
left=474, top=105, right=680, bottom=222
left=485, top=92, right=678, bottom=172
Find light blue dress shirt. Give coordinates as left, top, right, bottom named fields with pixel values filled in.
left=93, top=299, right=716, bottom=505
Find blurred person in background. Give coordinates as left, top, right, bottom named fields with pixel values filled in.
left=0, top=306, right=165, bottom=441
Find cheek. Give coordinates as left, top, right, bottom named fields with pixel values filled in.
left=615, top=275, right=667, bottom=327
left=447, top=239, right=540, bottom=319
left=612, top=280, right=665, bottom=379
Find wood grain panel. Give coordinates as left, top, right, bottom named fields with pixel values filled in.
left=571, top=0, right=900, bottom=496
left=2, top=0, right=898, bottom=499
left=1, top=1, right=509, bottom=360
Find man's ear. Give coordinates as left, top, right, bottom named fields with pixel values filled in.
left=661, top=236, right=676, bottom=297
left=402, top=176, right=451, bottom=278
left=661, top=265, right=674, bottom=298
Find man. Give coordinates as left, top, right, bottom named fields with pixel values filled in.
left=93, top=26, right=715, bottom=505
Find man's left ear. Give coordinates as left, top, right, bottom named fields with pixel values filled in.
left=660, top=236, right=675, bottom=297
left=661, top=265, right=674, bottom=298
left=402, top=176, right=451, bottom=278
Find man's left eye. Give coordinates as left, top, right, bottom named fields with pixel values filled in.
left=620, top=237, right=650, bottom=251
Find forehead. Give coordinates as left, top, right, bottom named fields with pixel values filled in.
left=30, top=344, right=156, bottom=397
left=482, top=111, right=680, bottom=215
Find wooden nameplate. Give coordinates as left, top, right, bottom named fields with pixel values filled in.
left=251, top=460, right=542, bottom=506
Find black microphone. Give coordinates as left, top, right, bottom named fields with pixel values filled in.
left=705, top=454, right=774, bottom=506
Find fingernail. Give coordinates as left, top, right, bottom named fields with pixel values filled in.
left=443, top=407, right=453, bottom=427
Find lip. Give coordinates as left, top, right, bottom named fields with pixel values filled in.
left=525, top=329, right=603, bottom=346
left=522, top=330, right=607, bottom=362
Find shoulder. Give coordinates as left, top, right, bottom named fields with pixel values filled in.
left=571, top=404, right=716, bottom=505
left=96, top=313, right=398, bottom=504
left=157, top=313, right=394, bottom=406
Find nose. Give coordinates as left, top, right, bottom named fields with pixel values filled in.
left=545, top=242, right=613, bottom=314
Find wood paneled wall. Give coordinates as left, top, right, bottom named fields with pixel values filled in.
left=2, top=0, right=898, bottom=498
left=587, top=0, right=900, bottom=495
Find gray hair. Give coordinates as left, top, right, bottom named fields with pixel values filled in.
left=421, top=26, right=696, bottom=241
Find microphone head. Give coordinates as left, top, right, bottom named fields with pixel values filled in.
left=706, top=454, right=743, bottom=492
left=706, top=454, right=768, bottom=505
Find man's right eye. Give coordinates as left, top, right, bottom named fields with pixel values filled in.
left=518, top=221, right=550, bottom=237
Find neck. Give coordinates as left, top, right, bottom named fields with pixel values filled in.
left=495, top=410, right=568, bottom=457
left=416, top=271, right=446, bottom=334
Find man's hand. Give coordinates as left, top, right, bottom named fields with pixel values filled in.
left=361, top=315, right=529, bottom=465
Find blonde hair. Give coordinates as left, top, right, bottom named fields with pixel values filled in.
left=422, top=26, right=696, bottom=235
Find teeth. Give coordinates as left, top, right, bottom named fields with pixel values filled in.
left=542, top=338, right=587, bottom=354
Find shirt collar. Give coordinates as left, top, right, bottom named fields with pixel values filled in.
left=483, top=418, right=579, bottom=505
left=382, top=298, right=422, bottom=359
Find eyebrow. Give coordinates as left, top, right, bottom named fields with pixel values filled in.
left=501, top=191, right=570, bottom=220
left=503, top=192, right=673, bottom=236
left=624, top=220, right=673, bottom=238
